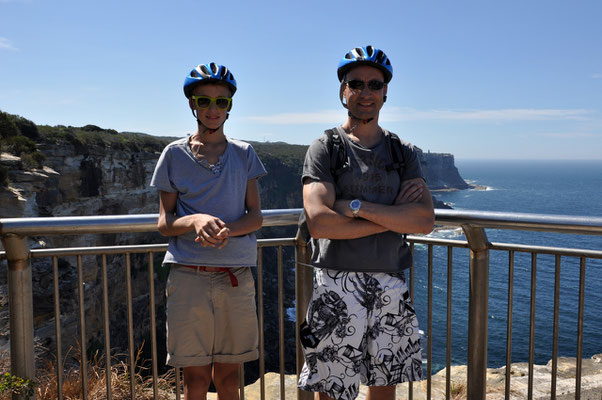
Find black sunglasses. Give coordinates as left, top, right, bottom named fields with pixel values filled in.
left=345, top=79, right=385, bottom=91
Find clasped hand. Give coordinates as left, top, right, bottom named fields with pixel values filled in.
left=193, top=214, right=230, bottom=249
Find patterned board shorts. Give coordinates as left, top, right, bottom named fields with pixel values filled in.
left=298, top=268, right=423, bottom=400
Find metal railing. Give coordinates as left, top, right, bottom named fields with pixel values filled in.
left=1, top=209, right=601, bottom=400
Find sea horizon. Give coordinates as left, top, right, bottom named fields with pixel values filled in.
left=419, top=158, right=602, bottom=372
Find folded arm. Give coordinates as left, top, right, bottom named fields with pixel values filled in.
left=334, top=177, right=435, bottom=234
left=303, top=178, right=388, bottom=239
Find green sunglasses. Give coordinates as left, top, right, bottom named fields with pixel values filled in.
left=191, top=95, right=232, bottom=110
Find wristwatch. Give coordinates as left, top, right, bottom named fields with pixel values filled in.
left=349, top=199, right=362, bottom=218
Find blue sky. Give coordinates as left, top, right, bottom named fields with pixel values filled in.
left=1, top=0, right=601, bottom=159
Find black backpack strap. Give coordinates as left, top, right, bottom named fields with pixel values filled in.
left=298, top=128, right=347, bottom=244
left=324, top=128, right=349, bottom=178
left=386, top=131, right=409, bottom=243
left=385, top=131, right=405, bottom=173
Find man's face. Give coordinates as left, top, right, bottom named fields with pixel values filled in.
left=342, top=65, right=387, bottom=121
left=189, top=83, right=232, bottom=130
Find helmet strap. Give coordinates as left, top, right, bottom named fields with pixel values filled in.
left=191, top=109, right=229, bottom=135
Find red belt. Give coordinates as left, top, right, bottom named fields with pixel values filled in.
left=179, top=265, right=238, bottom=287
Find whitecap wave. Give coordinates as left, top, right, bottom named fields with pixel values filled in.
left=428, top=228, right=464, bottom=239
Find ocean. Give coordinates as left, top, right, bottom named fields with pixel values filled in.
left=413, top=159, right=602, bottom=372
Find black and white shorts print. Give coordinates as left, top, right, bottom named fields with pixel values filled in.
left=297, top=268, right=422, bottom=400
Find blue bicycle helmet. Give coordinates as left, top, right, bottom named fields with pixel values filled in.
left=337, top=46, right=393, bottom=83
left=183, top=62, right=237, bottom=98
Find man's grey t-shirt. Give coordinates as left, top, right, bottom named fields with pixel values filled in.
left=150, top=137, right=267, bottom=267
left=302, top=127, right=424, bottom=272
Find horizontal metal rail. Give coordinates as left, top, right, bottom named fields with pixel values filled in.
left=2, top=208, right=602, bottom=400
left=3, top=209, right=602, bottom=237
left=0, top=209, right=304, bottom=236
left=434, top=209, right=602, bottom=235
left=409, top=235, right=602, bottom=259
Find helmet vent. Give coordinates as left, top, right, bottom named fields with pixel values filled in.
left=353, top=47, right=366, bottom=59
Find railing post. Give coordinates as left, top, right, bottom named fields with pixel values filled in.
left=294, top=230, right=313, bottom=400
left=1, top=234, right=36, bottom=400
left=462, top=224, right=490, bottom=400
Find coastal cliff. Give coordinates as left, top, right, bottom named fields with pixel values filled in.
left=0, top=140, right=466, bottom=218
left=421, top=150, right=470, bottom=190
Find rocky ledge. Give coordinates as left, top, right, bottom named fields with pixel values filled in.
left=205, top=355, right=602, bottom=400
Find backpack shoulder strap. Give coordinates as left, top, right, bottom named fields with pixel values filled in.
left=324, top=128, right=349, bottom=177
left=298, top=128, right=346, bottom=244
left=385, top=130, right=406, bottom=172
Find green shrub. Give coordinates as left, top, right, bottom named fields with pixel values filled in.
left=12, top=116, right=39, bottom=140
left=82, top=124, right=103, bottom=132
left=21, top=152, right=45, bottom=169
left=6, top=136, right=37, bottom=156
left=0, top=112, right=19, bottom=140
left=0, top=372, right=36, bottom=397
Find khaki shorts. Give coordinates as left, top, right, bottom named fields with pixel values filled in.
left=166, top=266, right=259, bottom=367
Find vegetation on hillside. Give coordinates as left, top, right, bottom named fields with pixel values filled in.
left=248, top=140, right=307, bottom=169
left=36, top=124, right=173, bottom=154
left=0, top=111, right=46, bottom=186
left=0, top=109, right=311, bottom=192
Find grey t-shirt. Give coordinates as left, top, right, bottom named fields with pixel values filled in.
left=150, top=137, right=267, bottom=267
left=302, top=126, right=424, bottom=272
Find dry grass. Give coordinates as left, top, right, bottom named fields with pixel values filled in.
left=1, top=345, right=177, bottom=400
left=450, top=382, right=467, bottom=400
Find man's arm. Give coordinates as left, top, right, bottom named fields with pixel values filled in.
left=303, top=178, right=388, bottom=239
left=334, top=177, right=435, bottom=234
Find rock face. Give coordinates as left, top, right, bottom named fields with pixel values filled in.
left=416, top=355, right=602, bottom=400
left=420, top=150, right=470, bottom=190
left=1, top=143, right=167, bottom=370
left=0, top=136, right=468, bottom=378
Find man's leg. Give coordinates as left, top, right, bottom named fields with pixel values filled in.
left=212, top=362, right=240, bottom=400
left=315, top=393, right=336, bottom=400
left=183, top=365, right=212, bottom=400
left=366, top=385, right=396, bottom=400
left=363, top=272, right=421, bottom=400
